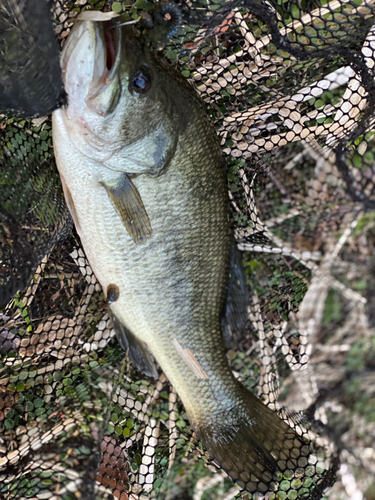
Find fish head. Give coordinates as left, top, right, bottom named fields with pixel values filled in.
left=60, top=20, right=177, bottom=164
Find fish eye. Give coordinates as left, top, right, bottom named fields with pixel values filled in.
left=132, top=70, right=151, bottom=94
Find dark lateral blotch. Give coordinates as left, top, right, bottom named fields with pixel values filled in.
left=107, top=284, right=120, bottom=305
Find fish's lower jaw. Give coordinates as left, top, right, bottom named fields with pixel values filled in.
left=194, top=388, right=311, bottom=494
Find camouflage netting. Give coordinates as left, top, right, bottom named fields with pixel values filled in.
left=1, top=0, right=375, bottom=499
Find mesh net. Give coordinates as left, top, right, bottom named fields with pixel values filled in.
left=0, top=0, right=65, bottom=116
left=1, top=0, right=375, bottom=499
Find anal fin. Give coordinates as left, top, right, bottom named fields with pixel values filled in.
left=102, top=173, right=152, bottom=245
left=110, top=311, right=159, bottom=380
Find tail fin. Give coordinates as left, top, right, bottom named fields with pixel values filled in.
left=196, top=386, right=310, bottom=493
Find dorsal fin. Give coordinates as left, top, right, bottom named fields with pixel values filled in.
left=221, top=243, right=249, bottom=349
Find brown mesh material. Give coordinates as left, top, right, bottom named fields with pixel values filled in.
left=1, top=0, right=375, bottom=499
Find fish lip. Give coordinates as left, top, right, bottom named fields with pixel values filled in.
left=60, top=20, right=86, bottom=79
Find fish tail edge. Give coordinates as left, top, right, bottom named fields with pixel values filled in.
left=195, top=386, right=311, bottom=493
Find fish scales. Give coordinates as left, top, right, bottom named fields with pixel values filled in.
left=52, top=19, right=310, bottom=493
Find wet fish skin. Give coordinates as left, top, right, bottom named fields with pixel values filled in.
left=52, top=21, right=308, bottom=491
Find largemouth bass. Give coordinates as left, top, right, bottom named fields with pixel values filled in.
left=52, top=19, right=309, bottom=492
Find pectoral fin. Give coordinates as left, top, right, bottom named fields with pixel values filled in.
left=102, top=174, right=152, bottom=244
left=110, top=311, right=159, bottom=380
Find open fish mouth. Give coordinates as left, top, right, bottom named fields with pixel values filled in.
left=61, top=19, right=122, bottom=116
left=90, top=21, right=121, bottom=92
left=87, top=21, right=122, bottom=114
left=104, top=23, right=118, bottom=74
